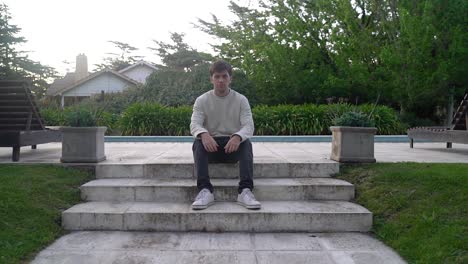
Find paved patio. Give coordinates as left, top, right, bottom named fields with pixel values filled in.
left=1, top=142, right=467, bottom=164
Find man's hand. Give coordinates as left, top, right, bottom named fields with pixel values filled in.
left=225, top=135, right=241, bottom=154
left=200, top=133, right=219, bottom=152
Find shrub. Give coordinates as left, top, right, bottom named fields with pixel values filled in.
left=41, top=106, right=118, bottom=134
left=119, top=103, right=405, bottom=136
left=333, top=111, right=375, bottom=127
left=40, top=107, right=66, bottom=126
left=64, top=108, right=97, bottom=127
left=253, top=104, right=327, bottom=135
left=359, top=104, right=406, bottom=134
left=119, top=103, right=191, bottom=136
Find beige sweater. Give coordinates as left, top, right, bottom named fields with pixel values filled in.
left=190, top=89, right=254, bottom=142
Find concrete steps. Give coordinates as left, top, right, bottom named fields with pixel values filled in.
left=62, top=201, right=372, bottom=232
left=96, top=162, right=339, bottom=179
left=62, top=161, right=373, bottom=233
left=81, top=178, right=355, bottom=202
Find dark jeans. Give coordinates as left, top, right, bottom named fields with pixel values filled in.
left=193, top=137, right=253, bottom=194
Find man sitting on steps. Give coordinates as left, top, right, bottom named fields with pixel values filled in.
left=190, top=59, right=261, bottom=210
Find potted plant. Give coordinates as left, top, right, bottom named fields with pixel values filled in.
left=60, top=108, right=107, bottom=163
left=330, top=111, right=377, bottom=163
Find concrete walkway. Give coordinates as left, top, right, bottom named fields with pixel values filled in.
left=3, top=142, right=466, bottom=264
left=33, top=232, right=405, bottom=264
left=1, top=142, right=468, bottom=164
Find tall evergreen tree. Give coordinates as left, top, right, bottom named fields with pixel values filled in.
left=94, top=41, right=143, bottom=71
left=0, top=3, right=56, bottom=98
left=150, top=32, right=213, bottom=71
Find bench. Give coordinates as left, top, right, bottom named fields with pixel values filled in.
left=0, top=80, right=62, bottom=161
left=408, top=92, right=468, bottom=148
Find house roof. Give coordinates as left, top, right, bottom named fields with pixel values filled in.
left=50, top=69, right=139, bottom=96
left=118, top=60, right=158, bottom=74
left=47, top=72, right=77, bottom=96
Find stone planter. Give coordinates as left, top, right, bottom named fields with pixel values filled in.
left=330, top=126, right=377, bottom=163
left=60, top=127, right=107, bottom=163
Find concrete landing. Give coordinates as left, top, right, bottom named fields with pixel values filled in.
left=32, top=231, right=406, bottom=264
left=1, top=142, right=468, bottom=164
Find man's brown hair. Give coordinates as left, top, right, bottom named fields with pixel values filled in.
left=209, top=60, right=232, bottom=76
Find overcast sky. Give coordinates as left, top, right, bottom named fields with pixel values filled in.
left=3, top=0, right=248, bottom=75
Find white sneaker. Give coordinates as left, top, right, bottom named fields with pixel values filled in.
left=237, top=188, right=261, bottom=209
left=191, top=188, right=214, bottom=210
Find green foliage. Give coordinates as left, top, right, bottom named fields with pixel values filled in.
left=254, top=104, right=403, bottom=135
left=150, top=32, right=213, bottom=71
left=198, top=1, right=332, bottom=105
left=142, top=64, right=213, bottom=106
left=253, top=104, right=328, bottom=135
left=40, top=107, right=66, bottom=126
left=42, top=101, right=403, bottom=136
left=139, top=32, right=256, bottom=107
left=141, top=66, right=254, bottom=107
left=197, top=0, right=468, bottom=123
left=119, top=103, right=404, bottom=136
left=399, top=112, right=438, bottom=128
left=94, top=41, right=142, bottom=71
left=119, top=103, right=191, bottom=136
left=64, top=108, right=97, bottom=127
left=359, top=104, right=407, bottom=135
left=333, top=111, right=375, bottom=127
left=41, top=106, right=118, bottom=133
left=143, top=33, right=214, bottom=106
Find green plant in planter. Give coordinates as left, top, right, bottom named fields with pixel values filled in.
left=64, top=108, right=97, bottom=127
left=60, top=108, right=107, bottom=163
left=333, top=111, right=375, bottom=127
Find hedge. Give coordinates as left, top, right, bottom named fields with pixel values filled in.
left=41, top=103, right=405, bottom=136
left=118, top=103, right=405, bottom=136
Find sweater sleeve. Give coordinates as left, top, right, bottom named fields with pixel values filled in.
left=234, top=95, right=254, bottom=142
left=190, top=97, right=208, bottom=138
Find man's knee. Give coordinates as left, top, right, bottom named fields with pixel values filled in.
left=238, top=139, right=253, bottom=159
left=193, top=139, right=207, bottom=154
left=240, top=139, right=252, bottom=150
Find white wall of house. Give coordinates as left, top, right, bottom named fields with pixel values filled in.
left=121, top=65, right=155, bottom=84
left=62, top=72, right=135, bottom=97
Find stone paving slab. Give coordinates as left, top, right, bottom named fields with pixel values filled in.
left=1, top=142, right=467, bottom=164
left=32, top=231, right=406, bottom=264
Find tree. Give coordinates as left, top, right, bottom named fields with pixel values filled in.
left=0, top=3, right=57, bottom=98
left=149, top=32, right=213, bottom=71
left=141, top=33, right=213, bottom=105
left=198, top=1, right=352, bottom=105
left=197, top=0, right=468, bottom=124
left=382, top=0, right=468, bottom=122
left=141, top=32, right=254, bottom=106
left=94, top=41, right=143, bottom=71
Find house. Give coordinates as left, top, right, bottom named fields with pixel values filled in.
left=47, top=54, right=158, bottom=107
left=118, top=61, right=158, bottom=84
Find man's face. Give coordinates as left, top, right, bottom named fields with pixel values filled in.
left=210, top=70, right=232, bottom=94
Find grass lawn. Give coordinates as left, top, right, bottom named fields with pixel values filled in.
left=336, top=163, right=468, bottom=264
left=0, top=165, right=93, bottom=264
